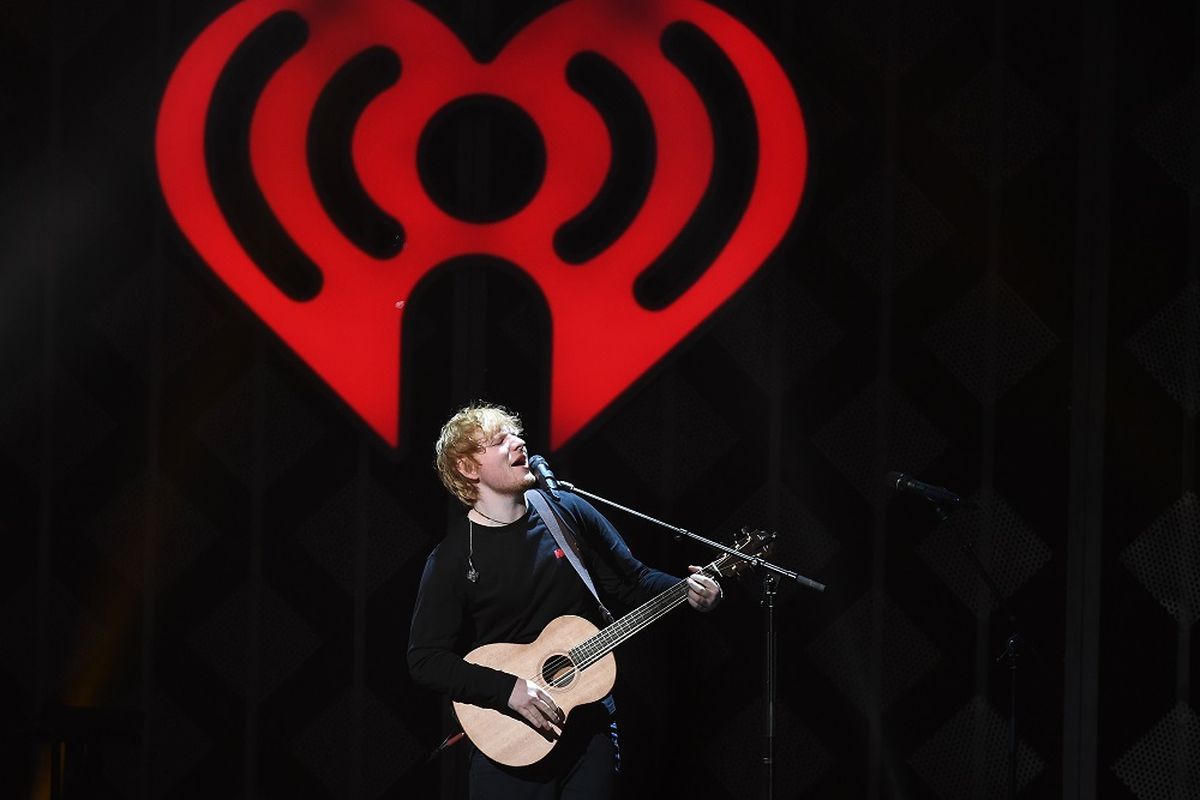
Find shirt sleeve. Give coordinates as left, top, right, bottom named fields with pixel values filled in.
left=561, top=494, right=679, bottom=610
left=407, top=545, right=517, bottom=710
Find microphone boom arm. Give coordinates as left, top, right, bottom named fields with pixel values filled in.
left=558, top=481, right=825, bottom=592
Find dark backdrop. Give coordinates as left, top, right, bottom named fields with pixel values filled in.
left=2, top=1, right=1197, bottom=798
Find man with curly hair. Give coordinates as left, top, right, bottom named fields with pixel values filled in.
left=409, top=402, right=722, bottom=799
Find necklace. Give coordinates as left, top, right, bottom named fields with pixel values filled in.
left=466, top=520, right=478, bottom=583
left=466, top=502, right=524, bottom=583
left=472, top=504, right=524, bottom=526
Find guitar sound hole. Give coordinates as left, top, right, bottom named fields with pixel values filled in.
left=541, top=654, right=577, bottom=689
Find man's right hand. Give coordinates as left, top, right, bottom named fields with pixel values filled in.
left=507, top=678, right=564, bottom=736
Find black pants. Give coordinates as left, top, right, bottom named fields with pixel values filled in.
left=468, top=699, right=619, bottom=800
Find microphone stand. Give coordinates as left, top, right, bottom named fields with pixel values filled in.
left=558, top=480, right=824, bottom=800
left=762, top=572, right=779, bottom=800
left=921, top=499, right=1043, bottom=800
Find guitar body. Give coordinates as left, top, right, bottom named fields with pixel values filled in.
left=453, top=615, right=617, bottom=767
left=451, top=530, right=774, bottom=768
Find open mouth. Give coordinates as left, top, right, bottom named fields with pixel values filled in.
left=511, top=455, right=528, bottom=468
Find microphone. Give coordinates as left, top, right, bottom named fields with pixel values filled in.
left=885, top=472, right=964, bottom=506
left=528, top=455, right=561, bottom=500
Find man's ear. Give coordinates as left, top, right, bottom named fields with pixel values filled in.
left=457, top=456, right=480, bottom=481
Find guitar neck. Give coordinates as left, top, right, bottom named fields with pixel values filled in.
left=569, top=565, right=719, bottom=671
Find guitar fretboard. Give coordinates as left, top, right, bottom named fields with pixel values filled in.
left=568, top=565, right=720, bottom=671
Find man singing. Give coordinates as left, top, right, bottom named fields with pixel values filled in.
left=408, top=402, right=721, bottom=799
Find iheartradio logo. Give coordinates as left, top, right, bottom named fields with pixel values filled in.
left=157, top=0, right=808, bottom=448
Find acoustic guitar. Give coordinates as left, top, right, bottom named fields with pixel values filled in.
left=453, top=529, right=775, bottom=767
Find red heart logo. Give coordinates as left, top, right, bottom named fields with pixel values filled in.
left=157, top=0, right=807, bottom=448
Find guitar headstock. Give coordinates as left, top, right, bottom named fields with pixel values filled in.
left=710, top=528, right=776, bottom=578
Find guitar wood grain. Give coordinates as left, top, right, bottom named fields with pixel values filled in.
left=453, top=615, right=617, bottom=767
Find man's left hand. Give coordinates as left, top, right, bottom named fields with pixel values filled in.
left=686, top=566, right=722, bottom=612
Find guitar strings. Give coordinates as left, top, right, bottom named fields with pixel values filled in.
left=577, top=566, right=719, bottom=667
left=574, top=578, right=695, bottom=668
left=521, top=574, right=707, bottom=691
left=518, top=562, right=739, bottom=701
left=518, top=546, right=762, bottom=700
left=522, top=566, right=722, bottom=692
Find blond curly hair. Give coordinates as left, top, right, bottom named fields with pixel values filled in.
left=434, top=403, right=523, bottom=506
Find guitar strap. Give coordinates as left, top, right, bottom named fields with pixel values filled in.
left=525, top=489, right=615, bottom=625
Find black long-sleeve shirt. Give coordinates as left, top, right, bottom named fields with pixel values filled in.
left=408, top=491, right=678, bottom=710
